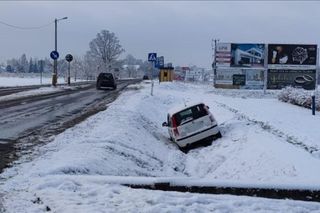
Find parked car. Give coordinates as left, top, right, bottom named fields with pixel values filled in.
left=96, top=72, right=117, bottom=90
left=162, top=102, right=221, bottom=152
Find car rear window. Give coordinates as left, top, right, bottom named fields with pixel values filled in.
left=173, top=104, right=208, bottom=126
left=99, top=73, right=113, bottom=80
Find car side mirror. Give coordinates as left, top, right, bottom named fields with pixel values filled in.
left=206, top=105, right=210, bottom=109
left=162, top=122, right=168, bottom=127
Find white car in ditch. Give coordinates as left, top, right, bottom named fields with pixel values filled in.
left=162, top=102, right=221, bottom=152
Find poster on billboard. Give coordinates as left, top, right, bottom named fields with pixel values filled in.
left=267, top=69, right=316, bottom=90
left=216, top=68, right=264, bottom=89
left=268, top=44, right=317, bottom=69
left=230, top=43, right=265, bottom=68
left=216, top=43, right=231, bottom=67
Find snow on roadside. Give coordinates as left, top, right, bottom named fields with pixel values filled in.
left=0, top=87, right=64, bottom=102
left=0, top=75, right=82, bottom=87
left=0, top=84, right=89, bottom=102
left=1, top=81, right=320, bottom=212
left=0, top=76, right=53, bottom=87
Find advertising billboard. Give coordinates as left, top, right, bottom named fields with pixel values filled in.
left=231, top=43, right=265, bottom=68
left=267, top=69, right=316, bottom=90
left=216, top=43, right=231, bottom=67
left=268, top=44, right=317, bottom=68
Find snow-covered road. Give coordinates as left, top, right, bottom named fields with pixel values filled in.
left=1, top=81, right=320, bottom=212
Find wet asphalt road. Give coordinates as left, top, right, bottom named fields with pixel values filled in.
left=0, top=79, right=139, bottom=172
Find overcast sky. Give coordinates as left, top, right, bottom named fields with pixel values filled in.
left=1, top=1, right=320, bottom=69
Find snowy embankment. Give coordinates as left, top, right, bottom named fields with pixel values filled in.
left=1, top=81, right=320, bottom=212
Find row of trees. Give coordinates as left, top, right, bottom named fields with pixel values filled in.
left=1, top=30, right=154, bottom=79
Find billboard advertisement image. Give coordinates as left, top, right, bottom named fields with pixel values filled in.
left=231, top=43, right=265, bottom=68
left=216, top=68, right=264, bottom=89
left=267, top=69, right=316, bottom=90
left=268, top=44, right=317, bottom=68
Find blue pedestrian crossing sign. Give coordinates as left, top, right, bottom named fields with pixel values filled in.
left=148, top=53, right=157, bottom=62
left=50, top=51, right=59, bottom=60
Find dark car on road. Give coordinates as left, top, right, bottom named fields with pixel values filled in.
left=143, top=75, right=149, bottom=80
left=96, top=72, right=117, bottom=90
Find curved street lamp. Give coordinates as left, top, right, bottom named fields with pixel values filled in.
left=52, top=16, right=68, bottom=86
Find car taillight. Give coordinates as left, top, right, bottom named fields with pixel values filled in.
left=209, top=114, right=215, bottom=122
left=204, top=106, right=215, bottom=122
left=171, top=116, right=179, bottom=136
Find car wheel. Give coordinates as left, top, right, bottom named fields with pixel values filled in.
left=179, top=145, right=189, bottom=154
left=113, top=85, right=117, bottom=90
left=216, top=131, right=222, bottom=138
left=96, top=81, right=101, bottom=90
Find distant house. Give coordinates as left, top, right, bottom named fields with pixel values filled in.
left=233, top=47, right=263, bottom=66
left=0, top=65, right=6, bottom=72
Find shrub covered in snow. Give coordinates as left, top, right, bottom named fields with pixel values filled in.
left=278, top=87, right=320, bottom=110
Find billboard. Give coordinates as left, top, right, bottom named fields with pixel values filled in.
left=231, top=43, right=265, bottom=68
left=216, top=43, right=231, bottom=67
left=268, top=44, right=317, bottom=68
left=267, top=69, right=316, bottom=90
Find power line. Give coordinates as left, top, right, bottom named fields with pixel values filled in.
left=0, top=20, right=53, bottom=30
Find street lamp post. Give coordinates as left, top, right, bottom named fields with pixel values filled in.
left=52, top=17, right=68, bottom=86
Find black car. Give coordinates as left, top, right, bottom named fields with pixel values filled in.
left=142, top=75, right=149, bottom=80
left=96, top=72, right=117, bottom=90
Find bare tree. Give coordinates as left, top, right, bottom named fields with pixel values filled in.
left=87, top=30, right=125, bottom=73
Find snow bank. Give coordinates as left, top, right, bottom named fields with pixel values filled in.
left=278, top=87, right=320, bottom=110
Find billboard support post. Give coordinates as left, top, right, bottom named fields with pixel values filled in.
left=264, top=44, right=268, bottom=94
left=312, top=94, right=316, bottom=115
left=213, top=39, right=219, bottom=88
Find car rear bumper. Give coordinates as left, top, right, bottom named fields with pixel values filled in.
left=175, top=125, right=220, bottom=148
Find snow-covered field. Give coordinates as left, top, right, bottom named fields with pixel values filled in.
left=1, top=81, right=320, bottom=212
left=0, top=75, right=77, bottom=87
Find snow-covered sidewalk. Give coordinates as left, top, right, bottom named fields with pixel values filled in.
left=1, top=82, right=320, bottom=212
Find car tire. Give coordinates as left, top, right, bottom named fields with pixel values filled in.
left=179, top=145, right=189, bottom=154
left=96, top=81, right=101, bottom=90
left=216, top=131, right=222, bottom=138
left=113, top=85, right=117, bottom=90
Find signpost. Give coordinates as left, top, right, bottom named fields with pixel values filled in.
left=148, top=53, right=157, bottom=96
left=65, top=54, right=73, bottom=85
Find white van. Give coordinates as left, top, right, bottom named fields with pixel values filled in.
left=162, top=102, right=221, bottom=152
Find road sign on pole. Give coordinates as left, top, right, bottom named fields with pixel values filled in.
left=50, top=51, right=59, bottom=60
left=65, top=54, right=73, bottom=85
left=65, top=54, right=73, bottom=62
left=148, top=53, right=157, bottom=62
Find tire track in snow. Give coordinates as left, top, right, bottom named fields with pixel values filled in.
left=214, top=101, right=319, bottom=156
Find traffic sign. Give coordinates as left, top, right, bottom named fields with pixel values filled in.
left=155, top=56, right=164, bottom=68
left=65, top=54, right=73, bottom=62
left=159, top=56, right=164, bottom=67
left=50, top=51, right=59, bottom=60
left=148, top=53, right=157, bottom=62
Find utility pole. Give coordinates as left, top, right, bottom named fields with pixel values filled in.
left=52, top=18, right=58, bottom=86
left=212, top=39, right=219, bottom=87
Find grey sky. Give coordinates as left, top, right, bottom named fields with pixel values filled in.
left=0, top=1, right=320, bottom=69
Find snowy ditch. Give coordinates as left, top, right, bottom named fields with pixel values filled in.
left=1, top=82, right=320, bottom=210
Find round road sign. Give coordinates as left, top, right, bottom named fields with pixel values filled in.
left=50, top=51, right=59, bottom=60
left=65, top=54, right=73, bottom=62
